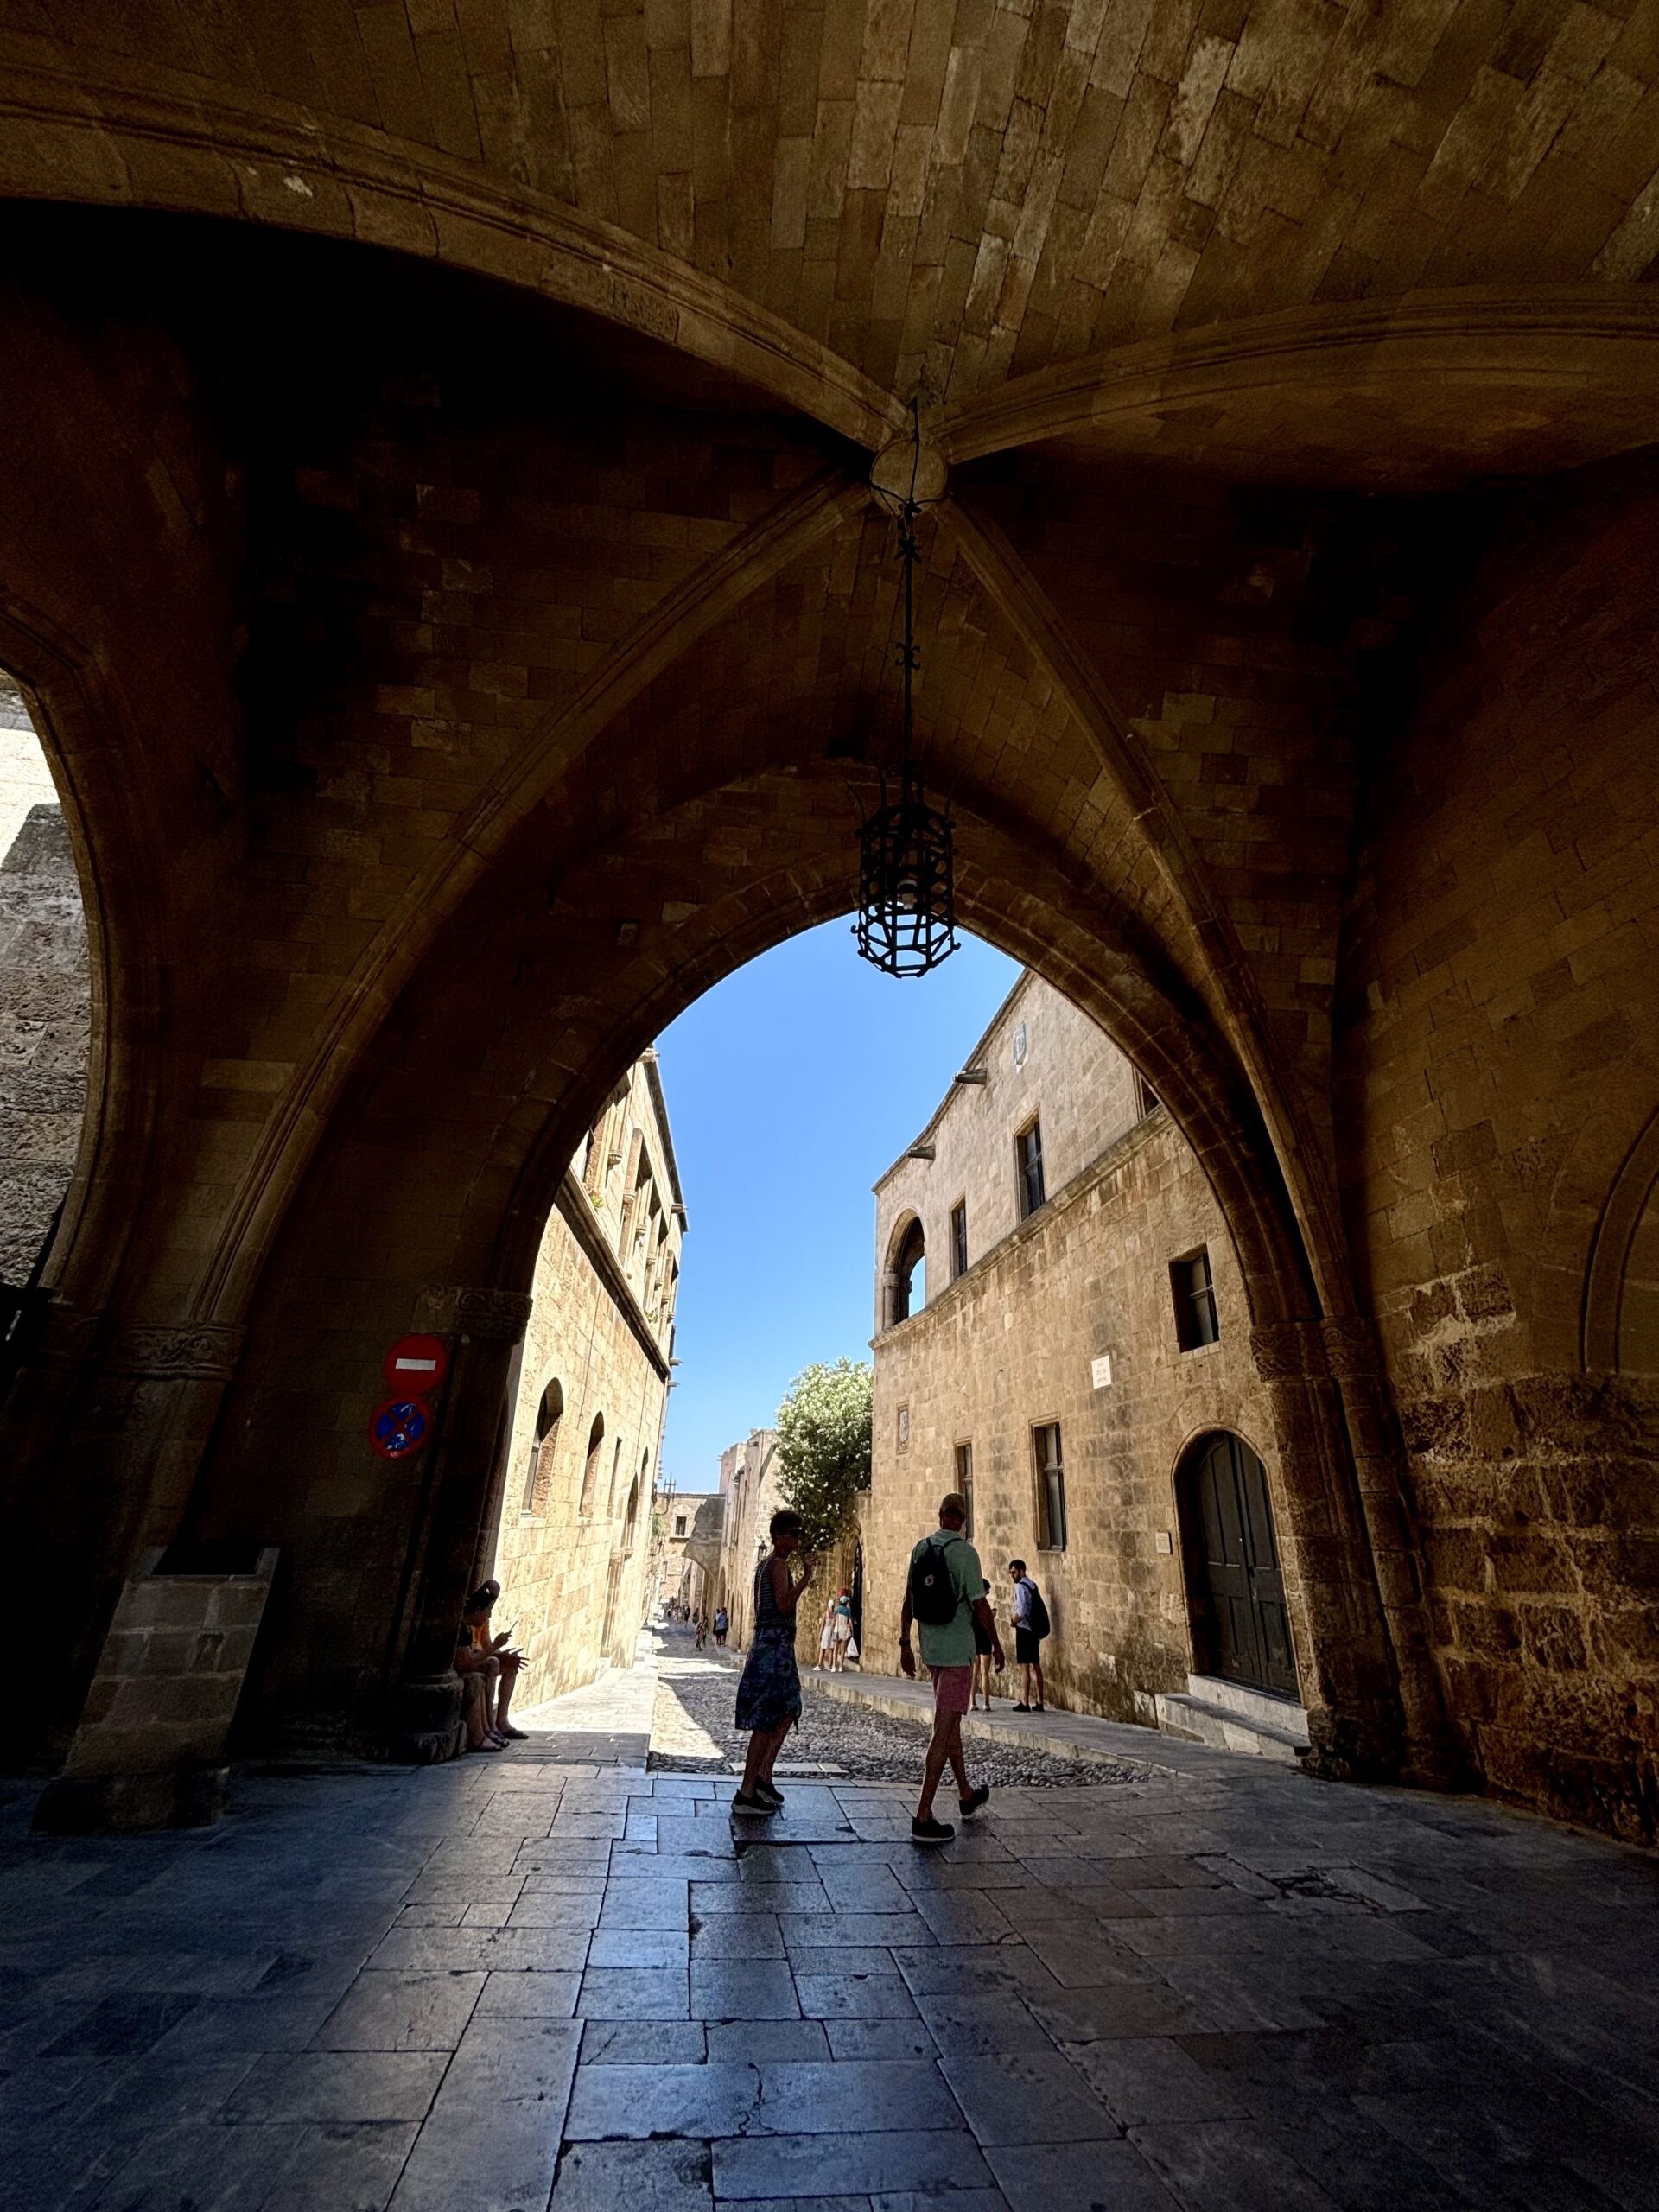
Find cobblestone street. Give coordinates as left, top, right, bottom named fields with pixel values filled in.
left=5, top=1643, right=1659, bottom=2210
left=649, top=1630, right=1145, bottom=1789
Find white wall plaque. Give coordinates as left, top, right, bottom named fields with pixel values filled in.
left=1090, top=1354, right=1113, bottom=1389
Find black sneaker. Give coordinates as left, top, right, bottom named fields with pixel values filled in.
left=754, top=1781, right=785, bottom=1808
left=1011, top=1702, right=1030, bottom=1712
left=731, top=1790, right=777, bottom=1815
left=958, top=1784, right=989, bottom=1819
left=911, top=1815, right=955, bottom=1846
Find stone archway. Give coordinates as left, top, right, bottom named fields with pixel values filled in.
left=0, top=60, right=1656, bottom=1827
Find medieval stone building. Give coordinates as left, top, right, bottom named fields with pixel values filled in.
left=653, top=1487, right=721, bottom=1617
left=486, top=1053, right=685, bottom=1707
left=868, top=971, right=1301, bottom=1757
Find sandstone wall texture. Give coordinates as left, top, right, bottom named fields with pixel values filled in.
left=490, top=1055, right=683, bottom=1710
left=0, top=696, right=89, bottom=1287
left=876, top=969, right=1143, bottom=1328
left=868, top=977, right=1276, bottom=1724
left=1338, top=465, right=1659, bottom=1842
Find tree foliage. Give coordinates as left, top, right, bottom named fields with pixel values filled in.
left=774, top=1357, right=873, bottom=1551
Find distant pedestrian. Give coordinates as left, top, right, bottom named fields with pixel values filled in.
left=900, top=1491, right=1004, bottom=1844
left=733, top=1510, right=817, bottom=1815
left=971, top=1577, right=997, bottom=1710
left=695, top=1611, right=708, bottom=1649
left=828, top=1588, right=854, bottom=1671
left=1008, top=1559, right=1050, bottom=1711
left=817, top=1595, right=837, bottom=1670
left=713, top=1607, right=729, bottom=1648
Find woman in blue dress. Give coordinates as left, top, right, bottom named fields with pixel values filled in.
left=732, top=1509, right=817, bottom=1815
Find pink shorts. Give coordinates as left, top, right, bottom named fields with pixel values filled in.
left=929, top=1663, right=974, bottom=1715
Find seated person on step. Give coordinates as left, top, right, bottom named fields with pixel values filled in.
left=456, top=1580, right=527, bottom=1746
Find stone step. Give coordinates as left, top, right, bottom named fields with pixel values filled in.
left=1154, top=1689, right=1309, bottom=1765
left=1184, top=1672, right=1309, bottom=1737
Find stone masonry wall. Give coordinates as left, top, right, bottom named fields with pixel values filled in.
left=491, top=1056, right=682, bottom=1710
left=876, top=970, right=1142, bottom=1325
left=0, top=696, right=90, bottom=1286
left=1338, top=462, right=1659, bottom=1841
left=867, top=1105, right=1280, bottom=1726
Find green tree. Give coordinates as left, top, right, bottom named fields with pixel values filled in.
left=774, top=1357, right=872, bottom=1551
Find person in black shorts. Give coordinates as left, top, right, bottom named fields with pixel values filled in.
left=1008, top=1559, right=1046, bottom=1712
left=970, top=1573, right=997, bottom=1709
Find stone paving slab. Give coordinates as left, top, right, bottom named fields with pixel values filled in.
left=4, top=1653, right=1659, bottom=2210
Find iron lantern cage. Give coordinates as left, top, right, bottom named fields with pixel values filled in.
left=855, top=773, right=958, bottom=978
left=854, top=403, right=958, bottom=979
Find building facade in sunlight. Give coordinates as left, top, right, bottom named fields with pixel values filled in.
left=0, top=684, right=88, bottom=1296
left=868, top=974, right=1300, bottom=1759
left=489, top=1053, right=685, bottom=1708
left=655, top=1487, right=721, bottom=1615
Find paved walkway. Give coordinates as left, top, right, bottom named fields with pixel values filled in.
left=731, top=1645, right=1234, bottom=1777
left=4, top=1650, right=1658, bottom=2211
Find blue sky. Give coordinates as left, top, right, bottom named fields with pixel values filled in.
left=655, top=919, right=1019, bottom=1496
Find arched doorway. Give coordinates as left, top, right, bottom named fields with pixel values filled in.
left=1178, top=1431, right=1299, bottom=1701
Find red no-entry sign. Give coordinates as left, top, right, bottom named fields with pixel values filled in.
left=370, top=1396, right=435, bottom=1459
left=384, top=1334, right=449, bottom=1392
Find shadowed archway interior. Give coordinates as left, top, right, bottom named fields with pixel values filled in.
left=0, top=23, right=1655, bottom=1844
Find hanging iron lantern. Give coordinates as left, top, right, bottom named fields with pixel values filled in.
left=855, top=410, right=957, bottom=978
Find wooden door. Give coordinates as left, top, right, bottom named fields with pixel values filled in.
left=1188, top=1433, right=1299, bottom=1697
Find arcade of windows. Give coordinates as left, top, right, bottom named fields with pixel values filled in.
left=519, top=1382, right=648, bottom=1550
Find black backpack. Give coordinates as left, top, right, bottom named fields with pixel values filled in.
left=1022, top=1580, right=1051, bottom=1638
left=909, top=1535, right=964, bottom=1626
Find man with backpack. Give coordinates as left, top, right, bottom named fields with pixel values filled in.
left=899, top=1491, right=1005, bottom=1844
left=1007, top=1559, right=1050, bottom=1711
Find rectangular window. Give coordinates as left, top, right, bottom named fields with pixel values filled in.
left=1033, top=1422, right=1066, bottom=1550
left=955, top=1440, right=974, bottom=1535
left=950, top=1198, right=969, bottom=1280
left=1016, top=1119, right=1046, bottom=1219
left=674, top=1514, right=687, bottom=1537
left=1172, top=1248, right=1220, bottom=1349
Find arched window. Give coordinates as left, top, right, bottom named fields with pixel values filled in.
left=521, top=1378, right=563, bottom=1516
left=607, top=1433, right=624, bottom=1516
left=891, top=1216, right=925, bottom=1325
left=623, top=1475, right=641, bottom=1550
left=579, top=1412, right=605, bottom=1517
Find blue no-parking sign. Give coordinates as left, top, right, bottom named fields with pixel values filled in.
left=369, top=1395, right=434, bottom=1459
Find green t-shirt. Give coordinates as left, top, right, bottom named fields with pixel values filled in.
left=908, top=1532, right=983, bottom=1669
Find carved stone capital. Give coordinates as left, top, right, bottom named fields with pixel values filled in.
left=1320, top=1316, right=1381, bottom=1380
left=103, top=1320, right=246, bottom=1382
left=411, top=1286, right=533, bottom=1344
left=1249, top=1319, right=1327, bottom=1382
